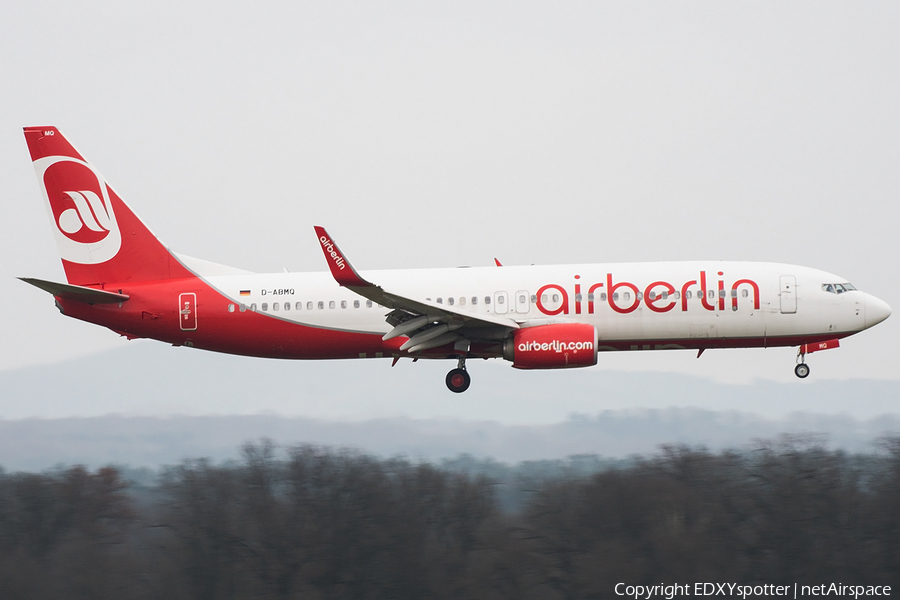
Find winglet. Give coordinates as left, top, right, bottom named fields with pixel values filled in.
left=494, top=258, right=503, bottom=267
left=313, top=226, right=372, bottom=288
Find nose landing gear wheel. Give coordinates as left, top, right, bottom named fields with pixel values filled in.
left=446, top=368, right=471, bottom=393
left=794, top=363, right=810, bottom=379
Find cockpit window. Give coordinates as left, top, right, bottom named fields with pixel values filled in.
left=822, top=283, right=857, bottom=294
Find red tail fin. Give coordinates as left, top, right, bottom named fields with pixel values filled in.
left=23, top=126, right=191, bottom=286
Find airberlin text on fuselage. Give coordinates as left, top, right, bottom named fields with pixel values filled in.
left=536, top=271, right=760, bottom=316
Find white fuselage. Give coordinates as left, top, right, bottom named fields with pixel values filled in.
left=201, top=260, right=882, bottom=350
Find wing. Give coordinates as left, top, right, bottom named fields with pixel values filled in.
left=314, top=227, right=518, bottom=354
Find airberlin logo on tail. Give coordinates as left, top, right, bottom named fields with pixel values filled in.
left=319, top=236, right=346, bottom=270
left=57, top=190, right=114, bottom=240
left=33, top=156, right=122, bottom=264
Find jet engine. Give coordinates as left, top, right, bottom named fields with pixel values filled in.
left=503, top=323, right=598, bottom=369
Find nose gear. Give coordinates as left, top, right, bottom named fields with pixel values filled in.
left=794, top=347, right=810, bottom=379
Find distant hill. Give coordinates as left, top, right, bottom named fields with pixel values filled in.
left=0, top=410, right=898, bottom=472
left=1, top=344, right=899, bottom=471
left=2, top=342, right=899, bottom=421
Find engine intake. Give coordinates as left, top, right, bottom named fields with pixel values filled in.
left=503, top=323, right=598, bottom=369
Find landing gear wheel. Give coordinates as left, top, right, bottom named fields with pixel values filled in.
left=794, top=364, right=810, bottom=379
left=446, top=368, right=471, bottom=393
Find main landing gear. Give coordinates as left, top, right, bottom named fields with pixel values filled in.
left=445, top=356, right=471, bottom=393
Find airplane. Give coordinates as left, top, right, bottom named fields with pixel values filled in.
left=20, top=126, right=891, bottom=393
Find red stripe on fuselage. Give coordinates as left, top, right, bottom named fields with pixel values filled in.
left=55, top=276, right=395, bottom=360
left=591, top=332, right=855, bottom=352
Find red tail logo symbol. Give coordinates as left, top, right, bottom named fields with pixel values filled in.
left=58, top=190, right=113, bottom=241
left=34, top=156, right=122, bottom=264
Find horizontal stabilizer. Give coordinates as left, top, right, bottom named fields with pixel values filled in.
left=18, top=277, right=129, bottom=304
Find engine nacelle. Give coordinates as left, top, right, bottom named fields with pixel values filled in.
left=503, top=323, right=598, bottom=369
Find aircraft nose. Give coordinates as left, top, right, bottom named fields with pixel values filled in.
left=865, top=294, right=891, bottom=328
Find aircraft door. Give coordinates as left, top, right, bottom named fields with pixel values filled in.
left=779, top=276, right=797, bottom=314
left=494, top=291, right=509, bottom=314
left=515, top=290, right=531, bottom=314
left=179, top=293, right=198, bottom=330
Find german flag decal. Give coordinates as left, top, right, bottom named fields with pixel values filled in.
left=239, top=290, right=251, bottom=296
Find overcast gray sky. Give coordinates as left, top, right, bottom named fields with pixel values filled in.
left=2, top=2, right=898, bottom=419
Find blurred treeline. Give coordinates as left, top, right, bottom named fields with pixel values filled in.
left=1, top=436, right=899, bottom=599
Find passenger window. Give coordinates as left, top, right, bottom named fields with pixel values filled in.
left=662, top=291, right=668, bottom=300
left=448, top=297, right=454, bottom=306
left=308, top=301, right=314, bottom=310
left=472, top=297, right=478, bottom=305
left=542, top=294, right=548, bottom=303
left=551, top=294, right=558, bottom=302
left=731, top=290, right=737, bottom=298
left=366, top=300, right=373, bottom=308
left=573, top=293, right=581, bottom=303
left=530, top=295, right=536, bottom=303
left=649, top=291, right=656, bottom=300
left=709, top=290, right=715, bottom=299
left=284, top=302, right=290, bottom=311
left=601, top=293, right=607, bottom=302
left=329, top=300, right=335, bottom=309
left=341, top=300, right=347, bottom=309
left=273, top=302, right=279, bottom=311
left=227, top=303, right=235, bottom=312
left=498, top=295, right=505, bottom=304
left=262, top=303, right=268, bottom=311
left=485, top=296, right=491, bottom=305
left=239, top=304, right=247, bottom=312
left=613, top=293, right=619, bottom=301
left=317, top=301, right=324, bottom=309
left=250, top=303, right=257, bottom=311
left=686, top=291, right=692, bottom=299
left=588, top=293, right=594, bottom=302
left=459, top=297, right=466, bottom=306
left=674, top=291, right=680, bottom=300
left=296, top=302, right=302, bottom=310
left=623, top=292, right=631, bottom=301
left=354, top=300, right=360, bottom=308
left=719, top=290, right=726, bottom=298
left=437, top=298, right=443, bottom=304
left=742, top=289, right=749, bottom=298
